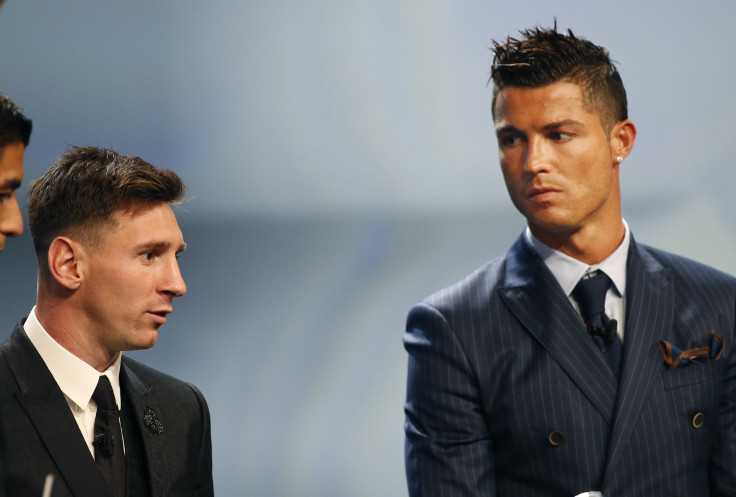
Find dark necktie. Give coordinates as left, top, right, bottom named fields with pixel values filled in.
left=92, top=375, right=126, bottom=497
left=572, top=270, right=622, bottom=378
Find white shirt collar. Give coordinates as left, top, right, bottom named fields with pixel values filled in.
left=524, top=220, right=630, bottom=298
left=23, top=307, right=123, bottom=410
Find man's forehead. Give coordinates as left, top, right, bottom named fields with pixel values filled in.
left=0, top=143, right=25, bottom=186
left=497, top=82, right=585, bottom=104
left=494, top=82, right=594, bottom=124
left=109, top=203, right=182, bottom=236
left=112, top=201, right=177, bottom=221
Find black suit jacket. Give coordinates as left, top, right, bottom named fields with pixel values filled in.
left=0, top=323, right=214, bottom=497
left=404, top=235, right=736, bottom=496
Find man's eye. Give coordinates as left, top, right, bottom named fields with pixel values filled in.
left=142, top=252, right=155, bottom=261
left=499, top=135, right=523, bottom=147
left=550, top=132, right=572, bottom=141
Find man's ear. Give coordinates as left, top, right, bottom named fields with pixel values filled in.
left=47, top=237, right=85, bottom=290
left=610, top=119, right=636, bottom=162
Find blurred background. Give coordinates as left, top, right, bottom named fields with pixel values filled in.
left=2, top=1, right=736, bottom=495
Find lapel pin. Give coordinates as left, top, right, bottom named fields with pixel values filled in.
left=144, top=405, right=164, bottom=435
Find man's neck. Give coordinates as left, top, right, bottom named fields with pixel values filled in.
left=35, top=298, right=120, bottom=372
left=529, top=219, right=626, bottom=266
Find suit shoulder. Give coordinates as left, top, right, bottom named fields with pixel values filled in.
left=122, top=355, right=181, bottom=384
left=121, top=356, right=208, bottom=406
left=640, top=243, right=736, bottom=290
left=411, top=254, right=506, bottom=318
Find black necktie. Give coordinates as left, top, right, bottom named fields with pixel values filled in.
left=572, top=270, right=622, bottom=378
left=92, top=375, right=126, bottom=497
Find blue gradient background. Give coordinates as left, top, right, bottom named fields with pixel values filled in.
left=2, top=1, right=736, bottom=495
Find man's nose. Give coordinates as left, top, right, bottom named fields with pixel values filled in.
left=162, top=257, right=187, bottom=298
left=0, top=194, right=24, bottom=238
left=524, top=137, right=552, bottom=174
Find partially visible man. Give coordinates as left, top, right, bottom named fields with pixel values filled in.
left=0, top=92, right=31, bottom=253
left=404, top=26, right=736, bottom=496
left=0, top=92, right=31, bottom=497
left=0, top=147, right=213, bottom=497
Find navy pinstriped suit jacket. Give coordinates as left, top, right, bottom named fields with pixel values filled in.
left=404, top=234, right=736, bottom=496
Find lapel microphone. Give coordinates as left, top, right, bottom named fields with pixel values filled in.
left=588, top=319, right=617, bottom=344
left=93, top=432, right=116, bottom=457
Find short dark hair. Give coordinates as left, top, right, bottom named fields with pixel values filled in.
left=28, top=146, right=186, bottom=274
left=490, top=25, right=627, bottom=131
left=0, top=93, right=32, bottom=150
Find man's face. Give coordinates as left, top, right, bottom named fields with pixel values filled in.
left=494, top=82, right=621, bottom=244
left=78, top=202, right=187, bottom=356
left=0, top=142, right=25, bottom=253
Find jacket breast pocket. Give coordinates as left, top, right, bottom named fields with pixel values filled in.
left=657, top=360, right=723, bottom=459
left=656, top=361, right=725, bottom=432
left=661, top=359, right=723, bottom=390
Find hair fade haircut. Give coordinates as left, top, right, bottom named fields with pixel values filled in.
left=0, top=93, right=32, bottom=150
left=490, top=25, right=628, bottom=132
left=28, top=146, right=186, bottom=274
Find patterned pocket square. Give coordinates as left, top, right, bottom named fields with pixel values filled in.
left=658, top=331, right=723, bottom=370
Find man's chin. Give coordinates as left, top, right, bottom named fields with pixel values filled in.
left=141, top=335, right=159, bottom=349
left=527, top=217, right=577, bottom=235
left=125, top=332, right=159, bottom=351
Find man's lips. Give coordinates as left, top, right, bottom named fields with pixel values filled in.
left=148, top=310, right=172, bottom=324
left=527, top=186, right=562, bottom=200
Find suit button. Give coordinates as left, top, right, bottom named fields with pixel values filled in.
left=692, top=412, right=705, bottom=429
left=548, top=430, right=565, bottom=446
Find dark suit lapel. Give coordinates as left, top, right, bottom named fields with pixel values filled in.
left=3, top=325, right=111, bottom=497
left=498, top=235, right=619, bottom=423
left=602, top=239, right=674, bottom=480
left=120, top=361, right=165, bottom=497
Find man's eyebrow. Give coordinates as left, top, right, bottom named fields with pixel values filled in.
left=134, top=240, right=187, bottom=252
left=541, top=119, right=584, bottom=131
left=0, top=179, right=22, bottom=190
left=495, top=125, right=523, bottom=136
left=495, top=120, right=585, bottom=136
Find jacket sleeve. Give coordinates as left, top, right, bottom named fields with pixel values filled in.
left=403, top=302, right=495, bottom=497
left=186, top=382, right=215, bottom=497
left=709, top=316, right=736, bottom=496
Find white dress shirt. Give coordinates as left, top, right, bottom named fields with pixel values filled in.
left=23, top=307, right=123, bottom=457
left=524, top=220, right=630, bottom=342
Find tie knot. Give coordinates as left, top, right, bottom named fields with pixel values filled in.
left=92, top=375, right=118, bottom=411
left=572, top=270, right=612, bottom=320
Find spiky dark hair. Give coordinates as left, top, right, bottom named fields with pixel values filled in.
left=490, top=25, right=627, bottom=131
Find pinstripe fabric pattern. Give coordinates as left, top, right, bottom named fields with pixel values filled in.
left=404, top=234, right=736, bottom=496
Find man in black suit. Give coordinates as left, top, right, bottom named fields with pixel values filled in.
left=404, top=26, right=736, bottom=496
left=0, top=147, right=213, bottom=497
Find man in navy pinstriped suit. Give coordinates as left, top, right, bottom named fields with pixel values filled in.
left=404, top=26, right=736, bottom=496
